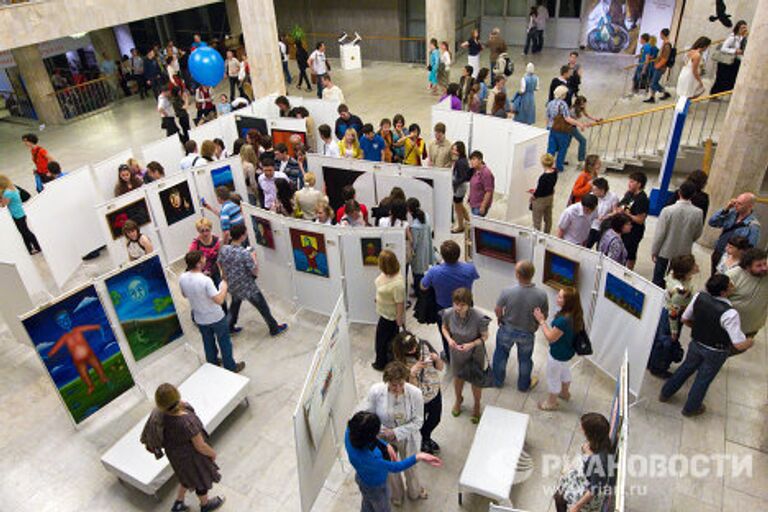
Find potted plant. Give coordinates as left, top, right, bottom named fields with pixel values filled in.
left=287, top=24, right=306, bottom=59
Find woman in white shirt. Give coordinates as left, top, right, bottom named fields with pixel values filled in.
left=438, top=41, right=452, bottom=91
left=364, top=362, right=428, bottom=504
left=711, top=20, right=748, bottom=94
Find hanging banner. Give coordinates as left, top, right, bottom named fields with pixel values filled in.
left=638, top=0, right=676, bottom=49
left=582, top=0, right=645, bottom=53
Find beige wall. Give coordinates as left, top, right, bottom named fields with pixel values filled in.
left=674, top=0, right=757, bottom=48
left=0, top=0, right=221, bottom=52
left=274, top=0, right=402, bottom=62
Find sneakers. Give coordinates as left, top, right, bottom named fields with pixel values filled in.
left=234, top=361, right=246, bottom=373
left=201, top=496, right=226, bottom=512
left=229, top=325, right=243, bottom=335
left=643, top=97, right=656, bottom=103
left=658, top=391, right=670, bottom=403
left=271, top=323, right=288, bottom=336
left=660, top=92, right=671, bottom=100
left=171, top=501, right=189, bottom=512
left=682, top=405, right=706, bottom=417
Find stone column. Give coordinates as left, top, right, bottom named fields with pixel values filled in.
left=11, top=45, right=64, bottom=125
left=89, top=27, right=121, bottom=63
left=225, top=0, right=242, bottom=38
left=237, top=0, right=285, bottom=97
left=700, top=0, right=768, bottom=247
left=426, top=0, right=456, bottom=63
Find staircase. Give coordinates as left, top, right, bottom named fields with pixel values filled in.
left=588, top=91, right=731, bottom=173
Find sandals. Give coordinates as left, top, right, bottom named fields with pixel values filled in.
left=470, top=412, right=482, bottom=424
left=452, top=397, right=463, bottom=417
left=417, top=488, right=429, bottom=500
left=538, top=400, right=559, bottom=411
left=558, top=391, right=571, bottom=401
left=451, top=227, right=465, bottom=234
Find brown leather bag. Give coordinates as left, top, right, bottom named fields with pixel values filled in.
left=551, top=113, right=572, bottom=133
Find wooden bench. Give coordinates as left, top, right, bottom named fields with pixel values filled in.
left=100, top=363, right=250, bottom=496
left=458, top=406, right=530, bottom=507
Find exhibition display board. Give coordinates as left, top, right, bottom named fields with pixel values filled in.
left=294, top=295, right=356, bottom=512
left=188, top=113, right=238, bottom=152
left=140, top=136, right=184, bottom=176
left=590, top=259, right=663, bottom=396
left=95, top=188, right=163, bottom=267
left=0, top=210, right=46, bottom=300
left=242, top=206, right=294, bottom=303
left=24, top=166, right=106, bottom=289
left=0, top=261, right=35, bottom=346
left=191, top=156, right=249, bottom=238
left=431, top=98, right=472, bottom=149
left=144, top=174, right=202, bottom=263
left=92, top=149, right=134, bottom=201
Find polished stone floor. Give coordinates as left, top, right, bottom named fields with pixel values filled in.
left=1, top=47, right=766, bottom=512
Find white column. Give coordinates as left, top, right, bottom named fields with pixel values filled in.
left=236, top=0, right=285, bottom=97
left=426, top=0, right=456, bottom=62
left=12, top=45, right=64, bottom=125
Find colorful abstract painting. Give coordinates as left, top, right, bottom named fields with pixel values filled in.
left=290, top=228, right=329, bottom=278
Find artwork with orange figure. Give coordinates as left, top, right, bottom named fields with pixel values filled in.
left=290, top=227, right=329, bottom=277
left=21, top=285, right=135, bottom=424
left=272, top=129, right=307, bottom=157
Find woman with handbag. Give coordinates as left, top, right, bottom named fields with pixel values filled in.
left=546, top=85, right=586, bottom=172
left=440, top=287, right=490, bottom=424
left=534, top=286, right=583, bottom=411
left=364, top=362, right=429, bottom=504
left=393, top=332, right=444, bottom=454
left=711, top=21, right=748, bottom=94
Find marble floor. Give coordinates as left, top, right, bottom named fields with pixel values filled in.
left=1, top=47, right=766, bottom=512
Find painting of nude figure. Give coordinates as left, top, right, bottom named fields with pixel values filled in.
left=21, top=285, right=135, bottom=424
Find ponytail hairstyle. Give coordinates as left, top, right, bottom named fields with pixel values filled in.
left=406, top=197, right=426, bottom=224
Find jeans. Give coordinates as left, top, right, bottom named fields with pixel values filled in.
left=647, top=308, right=683, bottom=374
left=421, top=391, right=442, bottom=444
left=523, top=29, right=536, bottom=55
left=650, top=67, right=665, bottom=93
left=533, top=29, right=544, bottom=53
left=228, top=291, right=280, bottom=334
left=13, top=215, right=41, bottom=253
left=228, top=76, right=244, bottom=99
left=411, top=272, right=423, bottom=301
left=661, top=341, right=728, bottom=414
left=471, top=207, right=486, bottom=217
left=355, top=475, right=390, bottom=512
left=571, top=127, right=587, bottom=162
left=297, top=67, right=311, bottom=89
left=316, top=75, right=324, bottom=99
left=374, top=317, right=399, bottom=368
left=492, top=326, right=535, bottom=390
left=282, top=61, right=292, bottom=83
left=196, top=317, right=236, bottom=371
left=652, top=256, right=670, bottom=288
left=547, top=130, right=572, bottom=172
left=177, top=112, right=190, bottom=144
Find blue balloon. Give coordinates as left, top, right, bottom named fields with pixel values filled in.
left=188, top=46, right=225, bottom=87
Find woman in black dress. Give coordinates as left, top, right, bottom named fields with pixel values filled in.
left=155, top=383, right=225, bottom=512
left=295, top=40, right=312, bottom=92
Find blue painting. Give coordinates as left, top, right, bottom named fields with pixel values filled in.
left=290, top=228, right=330, bottom=278
left=105, top=255, right=183, bottom=362
left=474, top=227, right=516, bottom=263
left=211, top=165, right=235, bottom=192
left=604, top=273, right=645, bottom=319
left=21, top=285, right=135, bottom=424
left=544, top=250, right=579, bottom=289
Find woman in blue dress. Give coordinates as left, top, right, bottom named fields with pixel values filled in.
left=514, top=63, right=539, bottom=125
left=428, top=38, right=440, bottom=94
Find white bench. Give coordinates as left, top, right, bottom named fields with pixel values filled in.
left=100, top=363, right=250, bottom=496
left=458, top=406, right=530, bottom=507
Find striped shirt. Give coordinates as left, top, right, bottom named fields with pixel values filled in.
left=219, top=200, right=243, bottom=232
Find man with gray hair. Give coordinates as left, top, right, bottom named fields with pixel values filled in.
left=492, top=260, right=548, bottom=390
left=708, top=192, right=761, bottom=276
left=485, top=27, right=508, bottom=81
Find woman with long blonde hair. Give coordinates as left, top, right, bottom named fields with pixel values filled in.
left=0, top=174, right=41, bottom=254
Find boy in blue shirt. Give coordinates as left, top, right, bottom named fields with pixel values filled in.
left=345, top=411, right=441, bottom=511
left=633, top=33, right=652, bottom=93
left=359, top=123, right=386, bottom=162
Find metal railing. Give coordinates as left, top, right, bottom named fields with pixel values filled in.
left=0, top=89, right=36, bottom=119
left=587, top=90, right=733, bottom=164
left=49, top=77, right=117, bottom=120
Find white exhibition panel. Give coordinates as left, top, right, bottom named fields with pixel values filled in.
left=590, top=259, right=664, bottom=397
left=531, top=235, right=601, bottom=331
left=294, top=296, right=356, bottom=512
left=241, top=205, right=294, bottom=303
left=100, top=363, right=250, bottom=496
left=144, top=174, right=202, bottom=263
left=24, top=167, right=106, bottom=289
left=504, top=124, right=550, bottom=223
left=398, top=164, right=453, bottom=237
left=217, top=112, right=239, bottom=150
left=471, top=114, right=514, bottom=194
left=0, top=261, right=35, bottom=345
left=0, top=210, right=47, bottom=300
left=339, top=227, right=407, bottom=324
left=303, top=98, right=341, bottom=148
left=95, top=188, right=163, bottom=268
left=188, top=115, right=226, bottom=148
left=309, top=155, right=377, bottom=212
left=287, top=219, right=344, bottom=317
left=140, top=136, right=184, bottom=176
left=249, top=95, right=280, bottom=120
left=268, top=116, right=307, bottom=138
left=470, top=218, right=536, bottom=314
left=191, top=156, right=249, bottom=237
left=92, top=149, right=134, bottom=202
left=431, top=102, right=472, bottom=149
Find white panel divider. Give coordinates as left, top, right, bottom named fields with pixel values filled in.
left=92, top=149, right=134, bottom=202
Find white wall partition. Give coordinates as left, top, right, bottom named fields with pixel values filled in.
left=339, top=227, right=407, bottom=324
left=191, top=157, right=249, bottom=237
left=242, top=205, right=294, bottom=303
left=469, top=218, right=537, bottom=313
left=590, top=259, right=664, bottom=396
left=531, top=235, right=601, bottom=331
left=268, top=117, right=307, bottom=138
left=95, top=188, right=162, bottom=267
left=398, top=164, right=453, bottom=236
left=188, top=116, right=227, bottom=149
left=140, top=136, right=184, bottom=176
left=92, top=149, right=133, bottom=201
left=24, top=167, right=106, bottom=289
left=309, top=155, right=377, bottom=213
left=0, top=211, right=47, bottom=300
left=0, top=260, right=35, bottom=345
left=303, top=98, right=341, bottom=147
left=431, top=98, right=472, bottom=148
left=288, top=219, right=344, bottom=316
left=144, top=174, right=202, bottom=263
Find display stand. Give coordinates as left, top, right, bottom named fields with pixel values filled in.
left=339, top=44, right=361, bottom=70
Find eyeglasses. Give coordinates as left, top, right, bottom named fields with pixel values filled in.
left=198, top=229, right=212, bottom=233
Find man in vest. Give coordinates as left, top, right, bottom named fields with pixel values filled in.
left=659, top=274, right=753, bottom=417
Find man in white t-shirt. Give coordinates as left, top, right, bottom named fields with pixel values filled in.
left=318, top=124, right=341, bottom=157
left=308, top=42, right=328, bottom=99
left=179, top=251, right=245, bottom=373
left=179, top=140, right=201, bottom=170
left=279, top=34, right=292, bottom=84
left=321, top=74, right=345, bottom=103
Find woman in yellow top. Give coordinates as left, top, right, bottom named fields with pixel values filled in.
left=337, top=127, right=363, bottom=159
left=373, top=250, right=405, bottom=371
left=394, top=123, right=427, bottom=166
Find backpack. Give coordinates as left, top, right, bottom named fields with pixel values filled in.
left=666, top=46, right=677, bottom=68
left=495, top=53, right=514, bottom=77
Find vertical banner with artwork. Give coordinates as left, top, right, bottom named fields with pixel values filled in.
left=21, top=285, right=135, bottom=424
left=290, top=228, right=330, bottom=278
left=104, top=255, right=183, bottom=362
left=582, top=0, right=645, bottom=53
